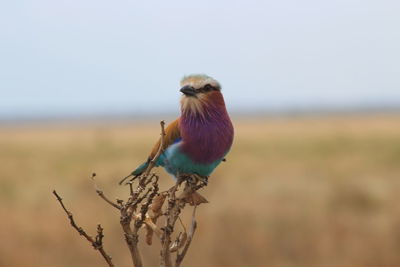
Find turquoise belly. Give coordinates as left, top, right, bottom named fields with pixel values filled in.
left=158, top=143, right=222, bottom=177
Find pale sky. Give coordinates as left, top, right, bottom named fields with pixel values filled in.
left=1, top=0, right=399, bottom=119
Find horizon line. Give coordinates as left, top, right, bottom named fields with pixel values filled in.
left=1, top=105, right=400, bottom=126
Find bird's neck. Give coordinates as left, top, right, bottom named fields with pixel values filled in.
left=181, top=91, right=227, bottom=119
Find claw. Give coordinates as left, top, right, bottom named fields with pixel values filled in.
left=177, top=173, right=208, bottom=185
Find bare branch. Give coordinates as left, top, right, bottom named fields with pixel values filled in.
left=160, top=182, right=183, bottom=267
left=169, top=231, right=187, bottom=253
left=52, top=190, right=115, bottom=267
left=143, top=120, right=166, bottom=177
left=96, top=189, right=122, bottom=210
left=175, top=206, right=198, bottom=267
left=118, top=173, right=134, bottom=185
left=91, top=174, right=122, bottom=210
left=120, top=198, right=143, bottom=267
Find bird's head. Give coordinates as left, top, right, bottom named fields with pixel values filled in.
left=179, top=74, right=224, bottom=115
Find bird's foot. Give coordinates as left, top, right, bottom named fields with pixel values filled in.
left=193, top=174, right=208, bottom=186
left=178, top=173, right=208, bottom=186
left=173, top=174, right=209, bottom=206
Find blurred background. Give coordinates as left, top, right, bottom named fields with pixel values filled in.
left=1, top=1, right=400, bottom=267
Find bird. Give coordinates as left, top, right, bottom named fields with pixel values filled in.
left=121, top=74, right=234, bottom=204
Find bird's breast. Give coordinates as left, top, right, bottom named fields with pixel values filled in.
left=179, top=112, right=234, bottom=164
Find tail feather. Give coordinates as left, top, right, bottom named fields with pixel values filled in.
left=118, top=161, right=149, bottom=185
left=132, top=161, right=149, bottom=176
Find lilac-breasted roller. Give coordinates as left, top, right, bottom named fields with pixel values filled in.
left=122, top=74, right=234, bottom=188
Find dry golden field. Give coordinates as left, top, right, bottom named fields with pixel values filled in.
left=1, top=114, right=400, bottom=267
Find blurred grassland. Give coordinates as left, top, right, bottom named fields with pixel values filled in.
left=1, top=114, right=400, bottom=267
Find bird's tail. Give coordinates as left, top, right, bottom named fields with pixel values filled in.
left=132, top=161, right=149, bottom=176
left=118, top=161, right=149, bottom=185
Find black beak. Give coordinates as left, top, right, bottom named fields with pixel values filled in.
left=180, top=85, right=197, bottom=97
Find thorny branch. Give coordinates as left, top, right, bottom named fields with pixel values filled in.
left=53, top=120, right=207, bottom=267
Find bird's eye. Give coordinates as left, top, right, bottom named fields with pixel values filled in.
left=203, top=84, right=213, bottom=91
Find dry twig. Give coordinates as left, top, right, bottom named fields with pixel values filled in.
left=52, top=190, right=115, bottom=267
left=175, top=206, right=198, bottom=267
left=143, top=120, right=166, bottom=177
